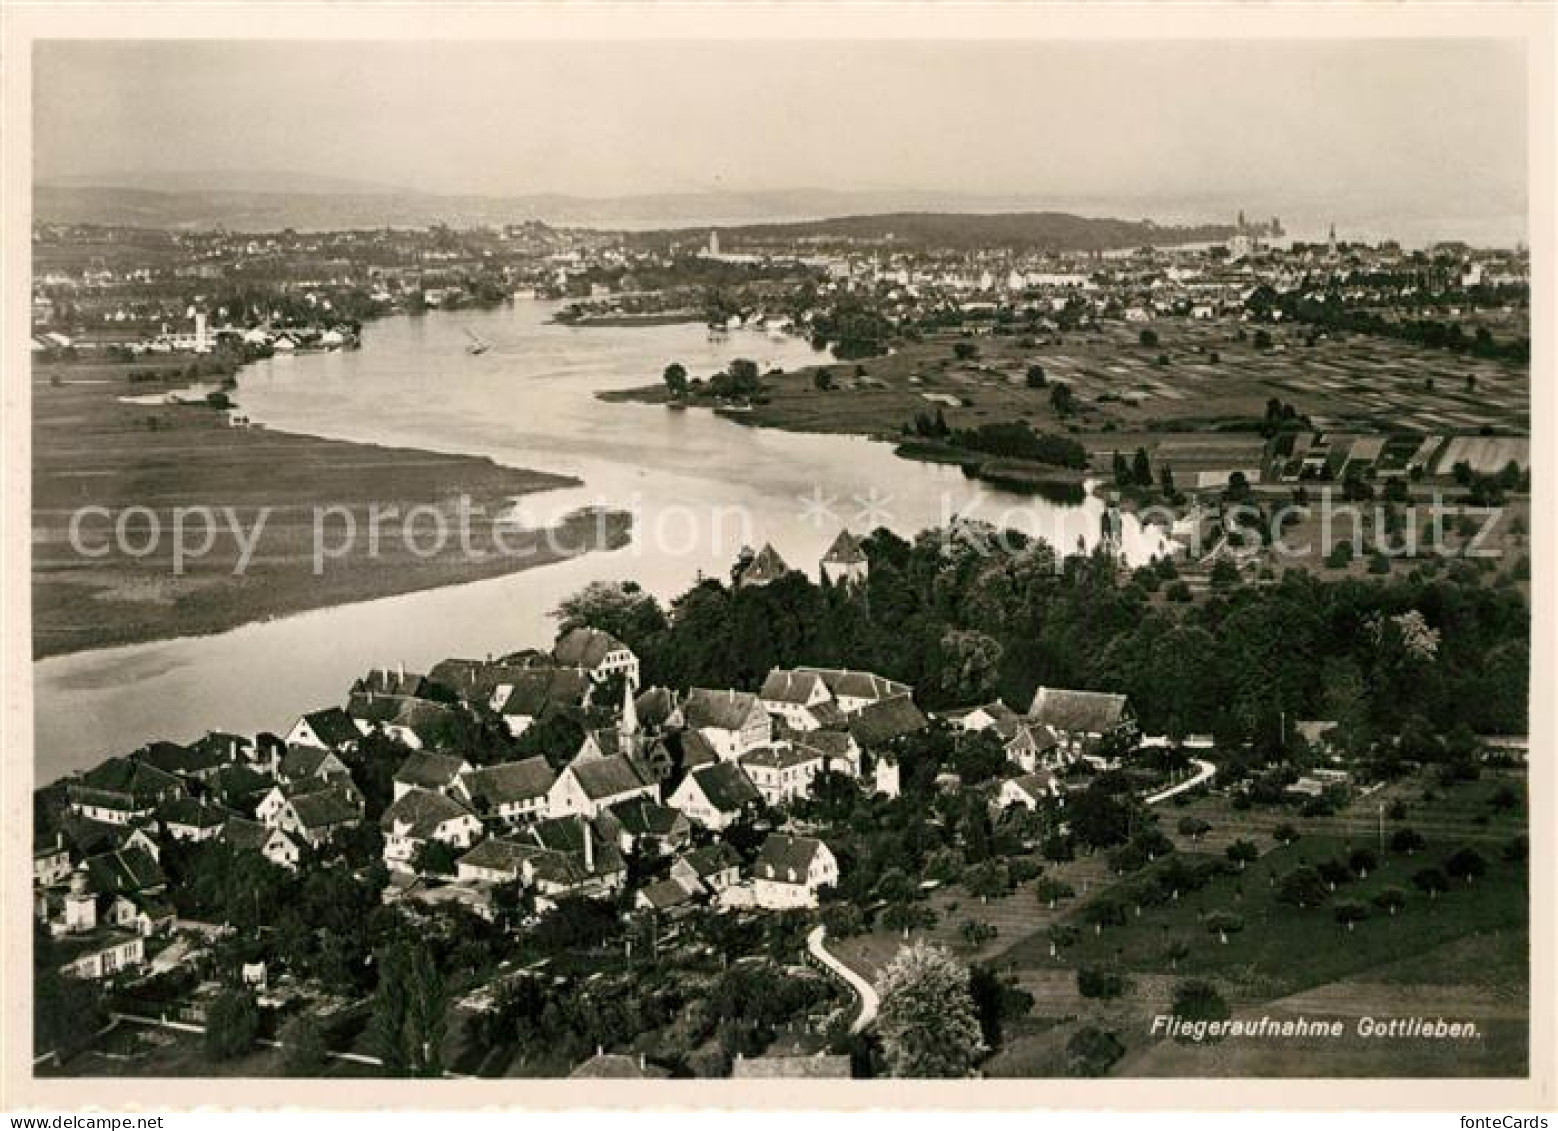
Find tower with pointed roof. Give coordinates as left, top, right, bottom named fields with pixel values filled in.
left=620, top=676, right=639, bottom=738
left=819, top=529, right=869, bottom=588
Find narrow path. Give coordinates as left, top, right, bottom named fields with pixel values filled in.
left=806, top=925, right=879, bottom=1034
left=1144, top=757, right=1216, bottom=806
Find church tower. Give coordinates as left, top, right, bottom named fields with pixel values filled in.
left=1099, top=496, right=1126, bottom=567
left=620, top=676, right=639, bottom=739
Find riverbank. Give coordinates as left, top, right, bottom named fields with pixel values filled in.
left=550, top=311, right=702, bottom=328
left=32, top=356, right=627, bottom=659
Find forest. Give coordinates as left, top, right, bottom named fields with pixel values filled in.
left=557, top=522, right=1530, bottom=752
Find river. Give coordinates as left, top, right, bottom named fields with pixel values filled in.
left=33, top=301, right=1164, bottom=781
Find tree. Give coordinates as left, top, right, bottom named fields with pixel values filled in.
left=1076, top=967, right=1127, bottom=999
left=1131, top=447, right=1152, bottom=487
left=881, top=901, right=937, bottom=935
left=875, top=942, right=989, bottom=1077
left=32, top=922, right=105, bottom=1062
left=1068, top=782, right=1135, bottom=849
left=1049, top=382, right=1077, bottom=416
left=1333, top=899, right=1369, bottom=932
left=369, top=941, right=448, bottom=1077
left=820, top=903, right=866, bottom=940
left=967, top=965, right=1034, bottom=1051
left=1225, top=840, right=1259, bottom=872
left=1025, top=364, right=1047, bottom=389
left=1276, top=866, right=1329, bottom=908
left=1315, top=857, right=1353, bottom=892
left=205, top=989, right=261, bottom=1062
left=1348, top=848, right=1379, bottom=880
left=281, top=1014, right=329, bottom=1076
left=814, top=367, right=835, bottom=392
left=960, top=919, right=998, bottom=946
left=953, top=341, right=980, bottom=362
left=1372, top=887, right=1407, bottom=917
left=1444, top=847, right=1487, bottom=886
left=1205, top=912, right=1243, bottom=946
left=1066, top=1026, right=1125, bottom=1077
left=1034, top=877, right=1075, bottom=909
left=1412, top=866, right=1450, bottom=901
left=1170, top=980, right=1230, bottom=1034
left=727, top=357, right=762, bottom=394
left=933, top=629, right=1004, bottom=704
left=964, top=860, right=1012, bottom=901
left=1390, top=828, right=1427, bottom=856
left=1038, top=925, right=1079, bottom=964
left=1272, top=823, right=1300, bottom=847
left=662, top=362, right=689, bottom=398
left=551, top=579, right=667, bottom=650
left=1138, top=328, right=1160, bottom=348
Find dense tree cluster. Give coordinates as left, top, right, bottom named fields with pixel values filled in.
left=575, top=523, right=1525, bottom=745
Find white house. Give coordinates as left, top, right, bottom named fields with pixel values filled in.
left=392, top=751, right=472, bottom=801
left=1006, top=723, right=1065, bottom=774
left=283, top=707, right=362, bottom=751
left=455, top=838, right=543, bottom=886
left=490, top=667, right=593, bottom=738
left=552, top=627, right=640, bottom=689
left=751, top=833, right=838, bottom=910
left=1026, top=687, right=1137, bottom=757
left=739, top=744, right=827, bottom=807
left=380, top=788, right=483, bottom=874
left=57, top=930, right=145, bottom=981
left=453, top=758, right=556, bottom=825
left=758, top=669, right=834, bottom=731
left=667, top=762, right=761, bottom=830
left=546, top=754, right=656, bottom=820
left=221, top=818, right=303, bottom=872
left=997, top=772, right=1061, bottom=811
left=671, top=843, right=743, bottom=895
left=264, top=784, right=361, bottom=850
left=793, top=668, right=910, bottom=716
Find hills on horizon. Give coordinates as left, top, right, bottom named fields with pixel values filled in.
left=34, top=176, right=1252, bottom=247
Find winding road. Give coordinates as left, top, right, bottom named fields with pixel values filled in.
left=806, top=925, right=879, bottom=1034
left=1144, top=757, right=1217, bottom=806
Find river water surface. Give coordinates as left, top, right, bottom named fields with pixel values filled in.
left=34, top=301, right=1163, bottom=780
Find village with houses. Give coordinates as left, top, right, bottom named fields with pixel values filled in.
left=32, top=513, right=1532, bottom=1079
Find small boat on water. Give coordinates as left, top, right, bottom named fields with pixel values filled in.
left=463, top=328, right=490, bottom=355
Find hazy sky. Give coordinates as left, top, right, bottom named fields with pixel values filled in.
left=34, top=39, right=1527, bottom=232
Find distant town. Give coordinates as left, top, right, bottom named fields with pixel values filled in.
left=32, top=208, right=1531, bottom=1079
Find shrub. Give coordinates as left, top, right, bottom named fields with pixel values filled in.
left=1066, top=1026, right=1125, bottom=1077
left=1170, top=980, right=1230, bottom=1038
left=1076, top=967, right=1127, bottom=1000
left=204, top=990, right=261, bottom=1062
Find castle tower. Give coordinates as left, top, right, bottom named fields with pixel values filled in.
left=820, top=529, right=869, bottom=588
